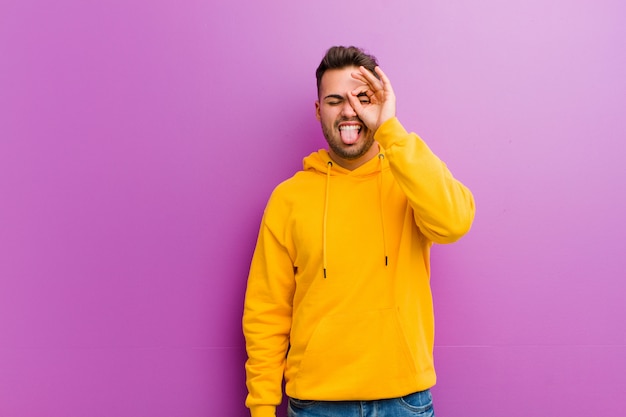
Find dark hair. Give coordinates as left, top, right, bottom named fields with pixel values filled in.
left=315, top=46, right=379, bottom=96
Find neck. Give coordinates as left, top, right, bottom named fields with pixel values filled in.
left=328, top=143, right=380, bottom=171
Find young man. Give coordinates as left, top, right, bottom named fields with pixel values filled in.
left=243, top=46, right=475, bottom=417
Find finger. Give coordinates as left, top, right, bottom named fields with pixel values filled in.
left=346, top=90, right=365, bottom=115
left=352, top=66, right=383, bottom=90
left=350, top=72, right=369, bottom=87
left=362, top=68, right=384, bottom=92
left=350, top=87, right=378, bottom=107
left=374, top=66, right=395, bottom=96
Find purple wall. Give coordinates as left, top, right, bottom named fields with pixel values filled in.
left=1, top=0, right=625, bottom=416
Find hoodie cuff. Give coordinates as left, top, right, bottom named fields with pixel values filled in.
left=374, top=117, right=408, bottom=149
left=249, top=405, right=276, bottom=417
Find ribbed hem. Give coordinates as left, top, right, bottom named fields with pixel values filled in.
left=249, top=405, right=276, bottom=417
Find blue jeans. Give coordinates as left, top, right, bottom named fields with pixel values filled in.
left=288, top=389, right=435, bottom=417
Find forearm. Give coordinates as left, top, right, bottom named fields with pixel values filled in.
left=243, top=222, right=295, bottom=415
left=243, top=302, right=291, bottom=412
left=375, top=117, right=475, bottom=243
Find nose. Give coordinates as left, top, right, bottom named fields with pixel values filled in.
left=341, top=100, right=357, bottom=117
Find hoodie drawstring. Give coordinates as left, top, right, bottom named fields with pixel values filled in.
left=378, top=153, right=389, bottom=267
left=323, top=161, right=332, bottom=278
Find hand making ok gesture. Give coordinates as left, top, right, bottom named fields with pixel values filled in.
left=347, top=66, right=397, bottom=133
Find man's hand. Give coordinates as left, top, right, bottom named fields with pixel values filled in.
left=348, top=66, right=396, bottom=133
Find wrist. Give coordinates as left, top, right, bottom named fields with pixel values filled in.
left=373, top=117, right=405, bottom=147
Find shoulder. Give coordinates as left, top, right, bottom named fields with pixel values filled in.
left=263, top=171, right=322, bottom=219
left=273, top=170, right=321, bottom=196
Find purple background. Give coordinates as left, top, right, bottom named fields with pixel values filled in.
left=1, top=0, right=625, bottom=416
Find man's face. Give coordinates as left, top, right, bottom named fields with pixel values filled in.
left=316, top=66, right=377, bottom=167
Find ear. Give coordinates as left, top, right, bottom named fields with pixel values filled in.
left=315, top=100, right=321, bottom=121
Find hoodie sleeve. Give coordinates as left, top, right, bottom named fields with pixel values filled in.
left=374, top=117, right=475, bottom=244
left=242, top=194, right=295, bottom=417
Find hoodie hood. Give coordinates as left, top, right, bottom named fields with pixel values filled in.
left=302, top=147, right=388, bottom=177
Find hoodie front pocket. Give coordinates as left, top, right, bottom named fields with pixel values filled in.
left=293, top=308, right=418, bottom=400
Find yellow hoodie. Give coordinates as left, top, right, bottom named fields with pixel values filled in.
left=243, top=117, right=475, bottom=417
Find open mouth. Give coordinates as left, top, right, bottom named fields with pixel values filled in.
left=338, top=124, right=362, bottom=145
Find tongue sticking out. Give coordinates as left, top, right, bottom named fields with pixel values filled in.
left=339, top=126, right=360, bottom=145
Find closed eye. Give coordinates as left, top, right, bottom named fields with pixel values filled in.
left=324, top=94, right=344, bottom=106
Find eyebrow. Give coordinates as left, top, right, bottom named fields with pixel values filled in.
left=323, top=94, right=344, bottom=101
